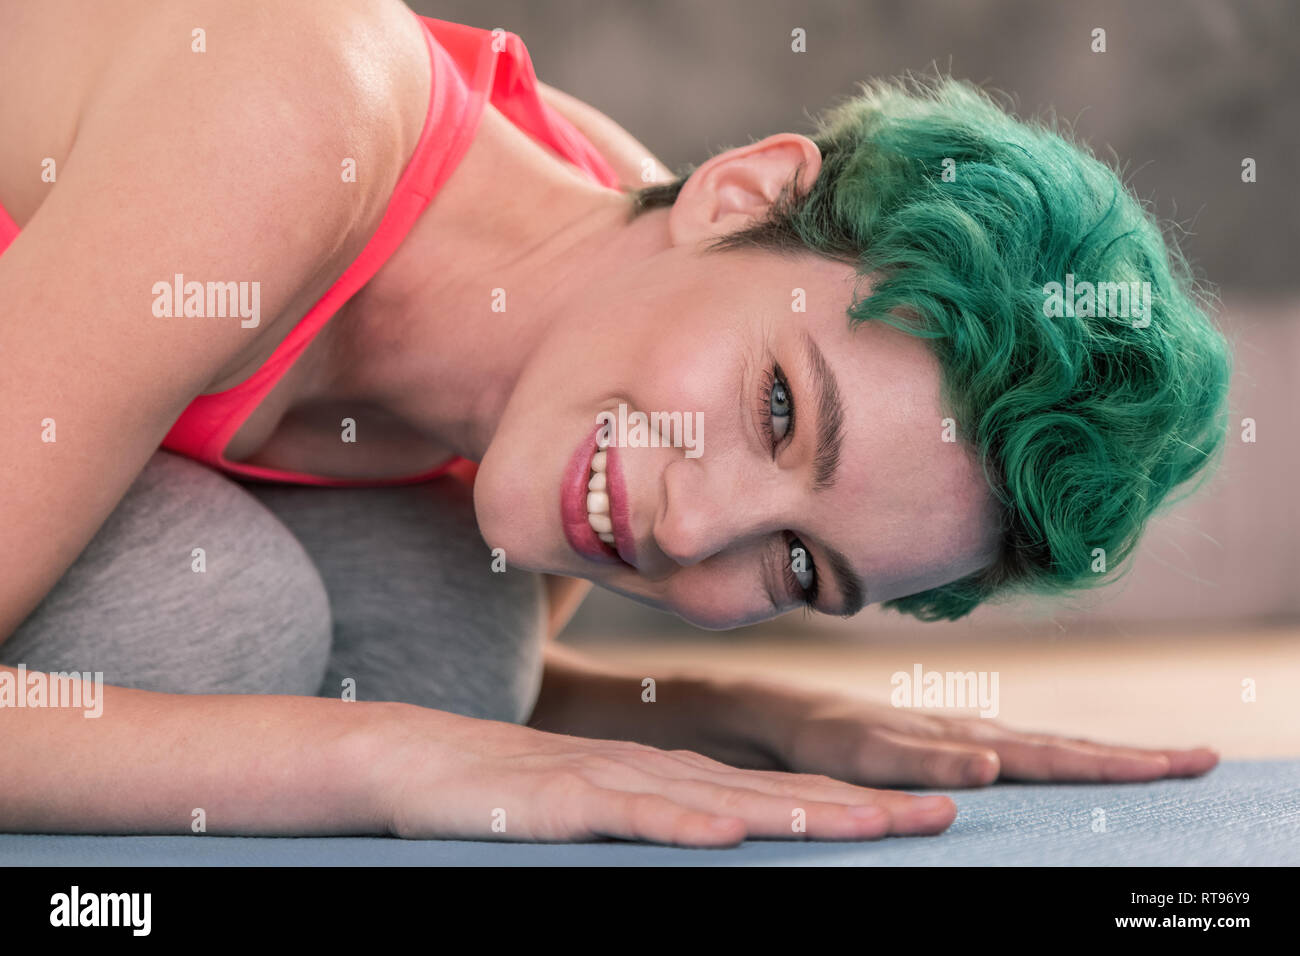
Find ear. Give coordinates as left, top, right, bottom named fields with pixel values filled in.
left=667, top=133, right=822, bottom=248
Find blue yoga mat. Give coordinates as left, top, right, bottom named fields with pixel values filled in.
left=3, top=759, right=1295, bottom=866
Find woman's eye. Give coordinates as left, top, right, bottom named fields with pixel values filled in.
left=768, top=369, right=793, bottom=443
left=786, top=536, right=818, bottom=605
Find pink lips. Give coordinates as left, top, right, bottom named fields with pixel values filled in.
left=561, top=424, right=620, bottom=565
left=560, top=423, right=637, bottom=568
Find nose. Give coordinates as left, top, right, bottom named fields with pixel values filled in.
left=652, top=455, right=780, bottom=568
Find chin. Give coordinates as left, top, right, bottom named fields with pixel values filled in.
left=471, top=449, right=550, bottom=574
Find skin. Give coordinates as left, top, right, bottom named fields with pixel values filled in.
left=331, top=128, right=1008, bottom=622
left=0, top=0, right=1216, bottom=846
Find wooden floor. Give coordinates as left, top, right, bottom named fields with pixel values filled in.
left=565, top=623, right=1300, bottom=758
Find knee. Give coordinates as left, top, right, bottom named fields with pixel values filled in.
left=3, top=452, right=332, bottom=695
left=258, top=479, right=547, bottom=722
left=438, top=566, right=547, bottom=724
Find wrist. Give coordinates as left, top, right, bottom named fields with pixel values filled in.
left=343, top=700, right=439, bottom=836
left=693, top=673, right=815, bottom=771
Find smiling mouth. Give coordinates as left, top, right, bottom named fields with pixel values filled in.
left=585, top=448, right=615, bottom=544
left=562, top=426, right=634, bottom=568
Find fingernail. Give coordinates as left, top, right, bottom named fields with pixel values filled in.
left=711, top=816, right=740, bottom=830
left=966, top=754, right=997, bottom=784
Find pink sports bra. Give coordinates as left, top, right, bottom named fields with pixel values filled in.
left=0, top=12, right=620, bottom=487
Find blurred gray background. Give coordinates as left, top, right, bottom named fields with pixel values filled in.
left=410, top=0, right=1299, bottom=643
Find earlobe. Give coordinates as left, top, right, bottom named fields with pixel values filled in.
left=667, top=133, right=822, bottom=247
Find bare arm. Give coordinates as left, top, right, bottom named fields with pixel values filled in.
left=529, top=591, right=1215, bottom=785
left=541, top=574, right=593, bottom=640
left=529, top=641, right=784, bottom=769
left=0, top=0, right=424, bottom=835
left=0, top=4, right=396, bottom=642
left=533, top=576, right=780, bottom=767
left=0, top=667, right=399, bottom=834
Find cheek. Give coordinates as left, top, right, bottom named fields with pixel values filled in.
left=660, top=564, right=774, bottom=630
left=632, top=330, right=741, bottom=428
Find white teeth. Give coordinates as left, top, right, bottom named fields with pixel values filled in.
left=586, top=445, right=616, bottom=544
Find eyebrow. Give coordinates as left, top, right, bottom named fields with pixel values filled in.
left=802, top=332, right=845, bottom=492
left=824, top=544, right=867, bottom=618
left=800, top=332, right=866, bottom=617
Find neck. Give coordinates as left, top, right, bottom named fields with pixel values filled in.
left=317, top=118, right=666, bottom=462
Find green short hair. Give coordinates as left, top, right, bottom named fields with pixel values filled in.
left=630, top=75, right=1233, bottom=622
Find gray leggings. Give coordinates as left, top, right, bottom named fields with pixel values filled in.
left=1, top=451, right=547, bottom=724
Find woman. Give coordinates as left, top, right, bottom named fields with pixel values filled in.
left=0, top=0, right=1229, bottom=846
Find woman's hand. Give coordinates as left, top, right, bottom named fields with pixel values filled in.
left=528, top=645, right=1218, bottom=789
left=372, top=704, right=958, bottom=846
left=760, top=687, right=1220, bottom=788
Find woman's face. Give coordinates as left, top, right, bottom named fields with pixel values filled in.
left=473, top=137, right=1003, bottom=629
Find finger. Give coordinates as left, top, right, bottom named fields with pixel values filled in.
left=635, top=778, right=895, bottom=840
left=1057, top=740, right=1221, bottom=779
left=654, top=750, right=958, bottom=833
left=993, top=735, right=1172, bottom=782
left=877, top=793, right=958, bottom=835
left=581, top=789, right=747, bottom=847
left=943, top=721, right=1217, bottom=781
left=656, top=749, right=905, bottom=805
left=1155, top=747, right=1219, bottom=777
left=849, top=729, right=1001, bottom=788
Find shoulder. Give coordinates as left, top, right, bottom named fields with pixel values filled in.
left=91, top=0, right=433, bottom=217
left=5, top=0, right=441, bottom=390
